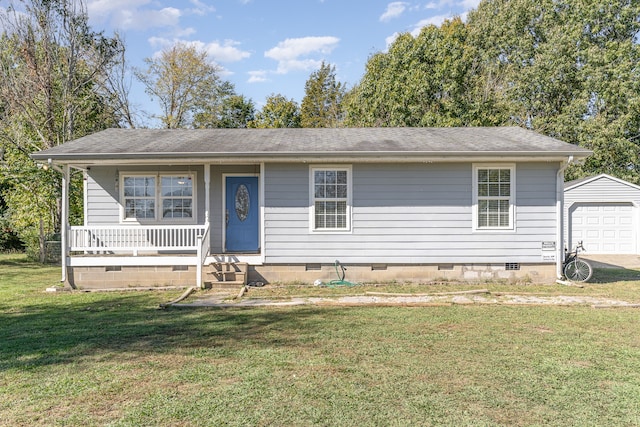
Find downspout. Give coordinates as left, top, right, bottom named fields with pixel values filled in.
left=556, top=156, right=573, bottom=279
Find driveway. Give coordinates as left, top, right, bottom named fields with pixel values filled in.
left=581, top=254, right=640, bottom=269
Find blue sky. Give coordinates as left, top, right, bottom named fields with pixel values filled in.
left=6, top=0, right=482, bottom=126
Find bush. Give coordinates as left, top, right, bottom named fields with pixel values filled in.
left=0, top=213, right=24, bottom=252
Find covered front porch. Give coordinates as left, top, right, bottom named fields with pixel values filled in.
left=56, top=161, right=264, bottom=289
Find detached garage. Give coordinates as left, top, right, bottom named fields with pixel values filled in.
left=564, top=174, right=640, bottom=254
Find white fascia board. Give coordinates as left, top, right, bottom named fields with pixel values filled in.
left=565, top=173, right=640, bottom=192
left=53, top=154, right=583, bottom=167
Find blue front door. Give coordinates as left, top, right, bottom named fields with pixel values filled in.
left=225, top=176, right=259, bottom=252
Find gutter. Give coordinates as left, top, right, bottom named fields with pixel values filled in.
left=33, top=153, right=590, bottom=166
left=556, top=156, right=573, bottom=279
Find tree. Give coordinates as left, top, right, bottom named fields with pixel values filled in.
left=135, top=43, right=228, bottom=129
left=466, top=0, right=640, bottom=182
left=345, top=1, right=640, bottom=183
left=249, top=94, right=301, bottom=128
left=300, top=61, right=346, bottom=128
left=344, top=18, right=506, bottom=127
left=193, top=93, right=256, bottom=128
left=0, top=0, right=123, bottom=260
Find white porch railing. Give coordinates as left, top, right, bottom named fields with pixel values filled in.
left=69, top=225, right=208, bottom=253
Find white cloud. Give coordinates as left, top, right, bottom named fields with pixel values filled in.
left=88, top=1, right=213, bottom=33
left=87, top=0, right=150, bottom=22
left=263, top=36, right=338, bottom=74
left=460, top=0, right=481, bottom=9
left=248, top=70, right=269, bottom=83
left=275, top=59, right=323, bottom=75
left=385, top=32, right=400, bottom=50
left=124, top=7, right=182, bottom=31
left=198, top=39, right=251, bottom=63
left=188, top=0, right=216, bottom=16
left=265, top=36, right=339, bottom=61
left=424, top=0, right=480, bottom=11
left=410, top=14, right=454, bottom=35
left=380, top=2, right=409, bottom=22
left=148, top=37, right=251, bottom=63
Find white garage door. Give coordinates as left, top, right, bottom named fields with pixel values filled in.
left=569, top=203, right=636, bottom=254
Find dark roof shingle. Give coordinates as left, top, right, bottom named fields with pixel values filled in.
left=32, top=127, right=591, bottom=162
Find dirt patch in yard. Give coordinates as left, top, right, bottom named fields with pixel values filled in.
left=168, top=288, right=640, bottom=309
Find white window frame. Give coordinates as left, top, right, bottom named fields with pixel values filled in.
left=119, top=172, right=197, bottom=224
left=472, top=164, right=515, bottom=231
left=309, top=165, right=352, bottom=233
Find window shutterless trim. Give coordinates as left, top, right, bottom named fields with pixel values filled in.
left=119, top=172, right=197, bottom=224
left=309, top=165, right=352, bottom=233
left=472, top=164, right=515, bottom=232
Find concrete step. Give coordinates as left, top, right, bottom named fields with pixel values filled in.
left=207, top=262, right=248, bottom=285
left=204, top=281, right=246, bottom=290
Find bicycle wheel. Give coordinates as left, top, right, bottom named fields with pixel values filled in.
left=563, top=259, right=593, bottom=282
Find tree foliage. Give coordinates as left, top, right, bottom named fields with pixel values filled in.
left=0, top=0, right=123, bottom=258
left=344, top=1, right=640, bottom=182
left=344, top=18, right=507, bottom=127
left=467, top=0, right=640, bottom=181
left=300, top=61, right=346, bottom=128
left=193, top=93, right=256, bottom=129
left=135, top=43, right=229, bottom=129
left=249, top=94, right=301, bottom=128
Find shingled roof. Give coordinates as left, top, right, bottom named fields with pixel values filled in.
left=32, top=127, right=591, bottom=164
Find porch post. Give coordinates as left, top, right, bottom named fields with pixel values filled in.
left=197, top=163, right=211, bottom=288
left=60, top=163, right=70, bottom=284
left=204, top=163, right=211, bottom=226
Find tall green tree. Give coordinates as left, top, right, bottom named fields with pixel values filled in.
left=0, top=0, right=123, bottom=260
left=467, top=0, right=640, bottom=181
left=300, top=61, right=346, bottom=128
left=249, top=94, right=301, bottom=128
left=193, top=93, right=256, bottom=128
left=135, top=43, right=229, bottom=129
left=344, top=18, right=506, bottom=127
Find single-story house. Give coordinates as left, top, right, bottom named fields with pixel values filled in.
left=564, top=173, right=640, bottom=254
left=32, top=127, right=591, bottom=288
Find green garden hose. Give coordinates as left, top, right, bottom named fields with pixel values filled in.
left=325, top=260, right=358, bottom=288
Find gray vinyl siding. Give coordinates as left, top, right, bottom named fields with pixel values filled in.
left=85, top=167, right=120, bottom=224
left=563, top=175, right=640, bottom=247
left=85, top=162, right=559, bottom=263
left=264, top=162, right=559, bottom=264
left=86, top=165, right=206, bottom=226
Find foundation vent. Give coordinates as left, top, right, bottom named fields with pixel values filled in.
left=505, top=263, right=520, bottom=271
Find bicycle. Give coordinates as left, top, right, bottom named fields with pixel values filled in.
left=563, top=241, right=593, bottom=282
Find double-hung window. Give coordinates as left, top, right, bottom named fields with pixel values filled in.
left=121, top=173, right=195, bottom=222
left=473, top=165, right=514, bottom=230
left=123, top=176, right=156, bottom=219
left=310, top=166, right=351, bottom=232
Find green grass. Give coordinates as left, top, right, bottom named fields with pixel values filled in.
left=1, top=253, right=640, bottom=426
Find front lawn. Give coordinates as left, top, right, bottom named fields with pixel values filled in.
left=1, top=253, right=640, bottom=426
